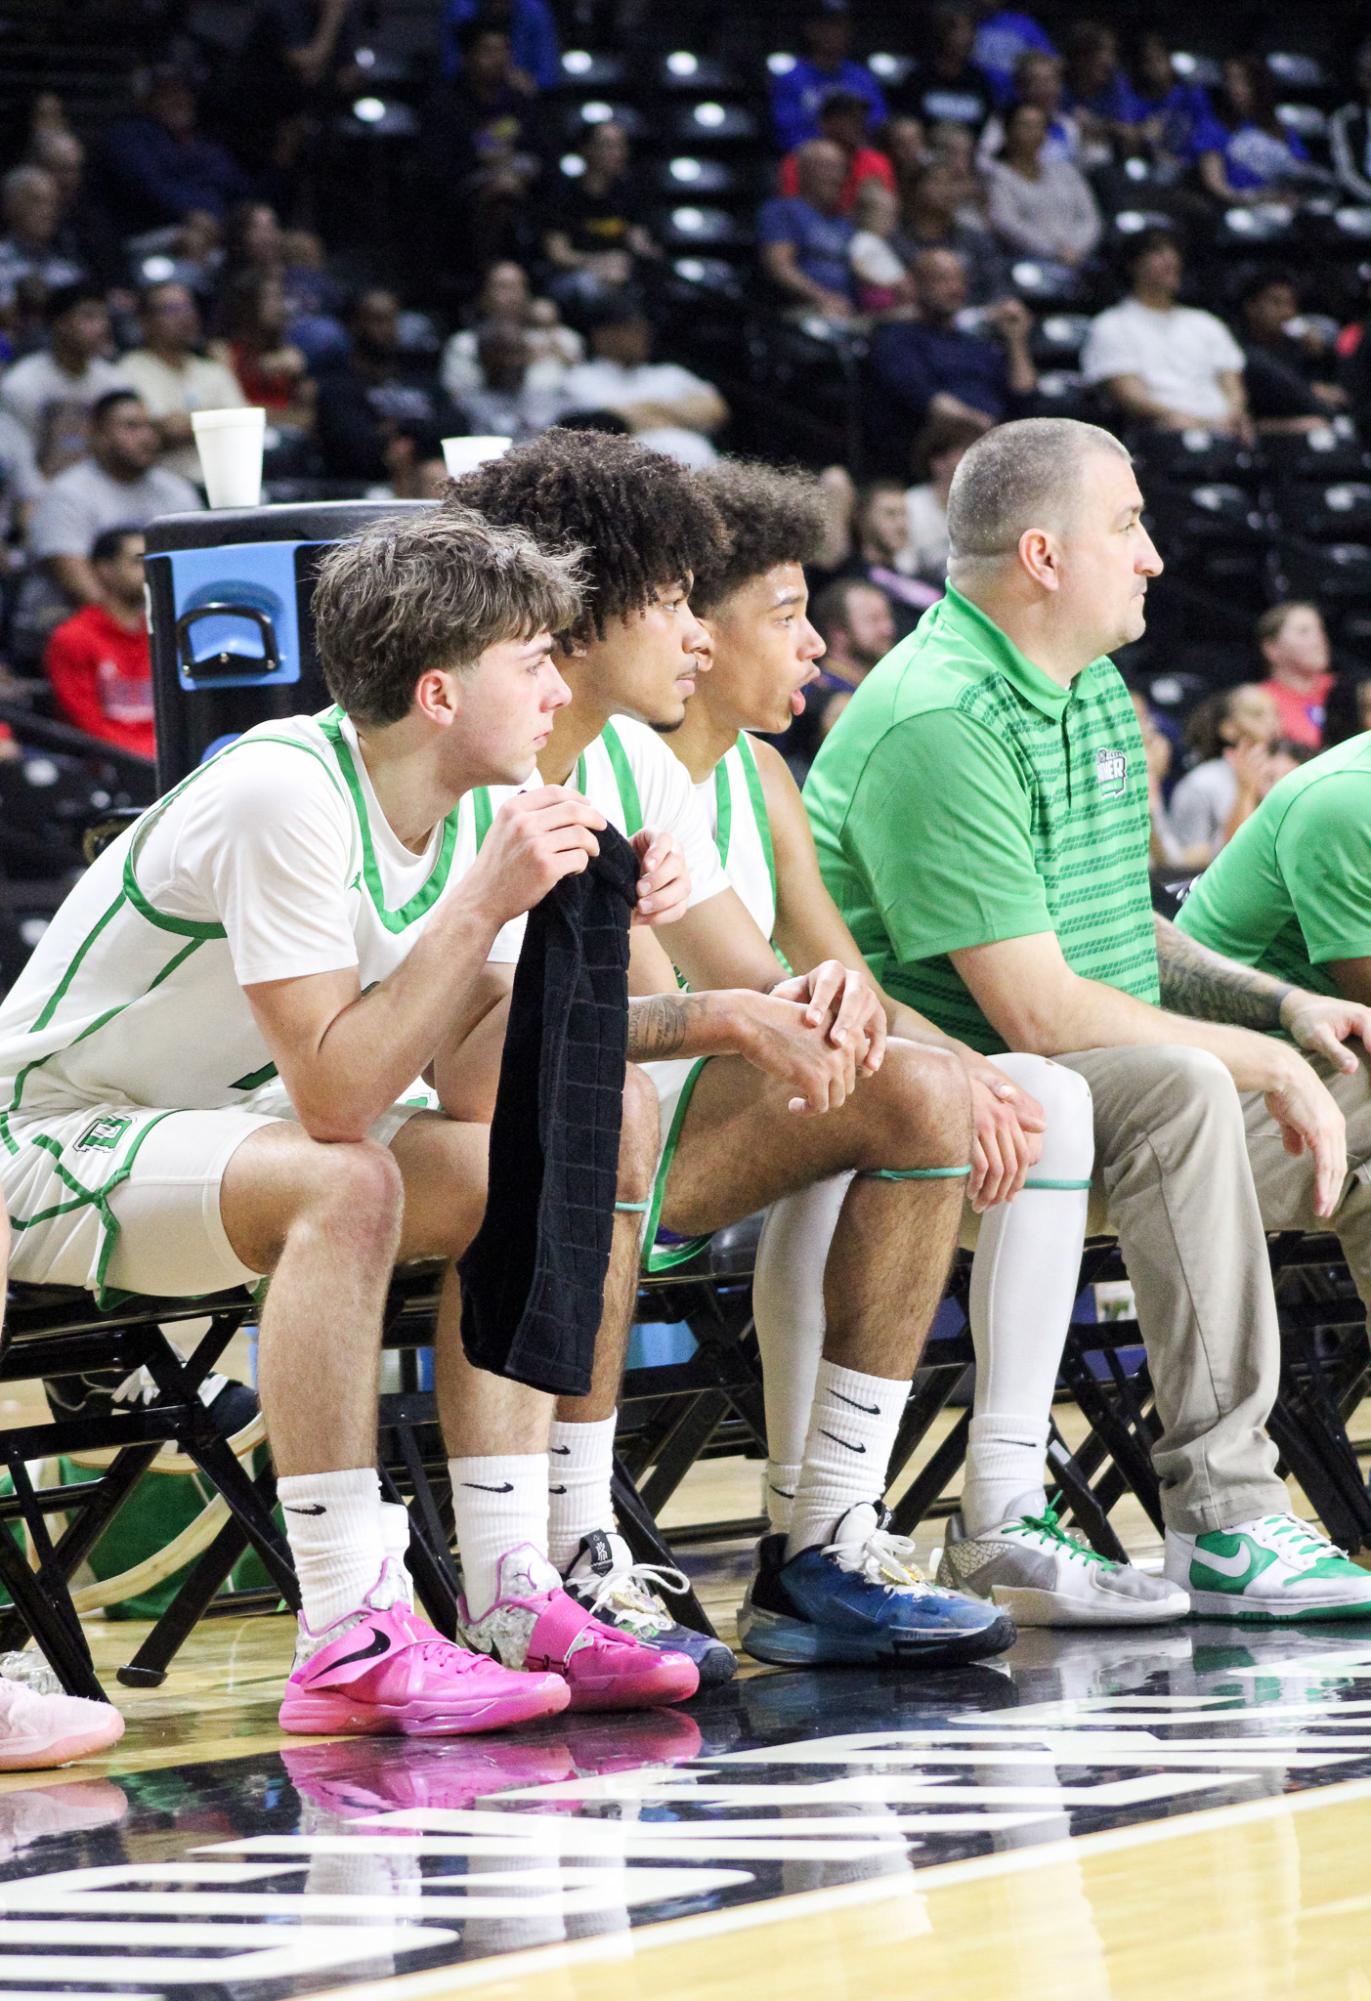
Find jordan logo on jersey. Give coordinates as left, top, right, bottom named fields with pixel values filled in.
left=75, top=1113, right=132, bottom=1152
left=1095, top=747, right=1127, bottom=798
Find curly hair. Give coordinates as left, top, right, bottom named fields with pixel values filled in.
left=689, top=459, right=829, bottom=616
left=444, top=429, right=726, bottom=644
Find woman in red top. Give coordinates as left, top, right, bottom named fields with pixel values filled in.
left=213, top=269, right=316, bottom=432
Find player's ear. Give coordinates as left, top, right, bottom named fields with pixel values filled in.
left=413, top=665, right=461, bottom=727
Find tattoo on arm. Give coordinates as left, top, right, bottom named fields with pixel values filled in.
left=626, top=992, right=708, bottom=1061
left=1153, top=915, right=1292, bottom=1030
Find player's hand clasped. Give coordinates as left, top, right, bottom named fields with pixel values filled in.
left=466, top=786, right=607, bottom=926
left=770, top=960, right=887, bottom=1079
left=630, top=829, right=690, bottom=928
left=732, top=989, right=867, bottom=1116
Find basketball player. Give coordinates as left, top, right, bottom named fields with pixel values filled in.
left=668, top=456, right=1189, bottom=1630
left=448, top=430, right=1015, bottom=1673
left=0, top=507, right=838, bottom=1731
left=805, top=416, right=1371, bottom=1619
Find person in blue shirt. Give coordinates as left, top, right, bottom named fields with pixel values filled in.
left=441, top=0, right=560, bottom=91
left=757, top=141, right=857, bottom=319
left=100, top=66, right=251, bottom=233
left=1200, top=55, right=1316, bottom=203
left=1130, top=33, right=1226, bottom=181
left=971, top=3, right=1056, bottom=105
left=1063, top=20, right=1144, bottom=155
left=868, top=245, right=1037, bottom=435
left=770, top=3, right=887, bottom=152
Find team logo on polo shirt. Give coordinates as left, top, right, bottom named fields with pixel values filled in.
left=1095, top=747, right=1127, bottom=798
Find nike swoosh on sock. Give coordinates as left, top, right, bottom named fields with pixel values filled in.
left=830, top=1389, right=880, bottom=1415
left=549, top=1484, right=567, bottom=1495
left=818, top=1429, right=866, bottom=1454
left=285, top=1503, right=328, bottom=1515
left=462, top=1481, right=515, bottom=1493
left=550, top=1444, right=571, bottom=1456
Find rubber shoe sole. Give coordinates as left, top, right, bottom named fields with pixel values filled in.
left=977, top=1581, right=1190, bottom=1629
left=1183, top=1587, right=1371, bottom=1623
left=737, top=1601, right=1016, bottom=1668
left=278, top=1675, right=571, bottom=1736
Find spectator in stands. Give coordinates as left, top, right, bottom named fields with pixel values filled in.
left=220, top=202, right=346, bottom=365
left=421, top=22, right=547, bottom=270
left=1322, top=669, right=1371, bottom=747
left=0, top=408, right=41, bottom=545
left=1130, top=33, right=1225, bottom=184
left=844, top=481, right=940, bottom=633
left=978, top=52, right=1081, bottom=165
left=229, top=0, right=364, bottom=176
left=1200, top=56, right=1314, bottom=205
left=1168, top=684, right=1282, bottom=863
left=1234, top=269, right=1346, bottom=433
left=869, top=246, right=1037, bottom=433
left=1081, top=228, right=1251, bottom=436
left=929, top=118, right=993, bottom=223
left=441, top=262, right=581, bottom=403
left=460, top=321, right=567, bottom=440
left=1062, top=21, right=1143, bottom=158
left=0, top=168, right=85, bottom=312
left=560, top=301, right=727, bottom=467
left=884, top=115, right=927, bottom=184
left=543, top=121, right=660, bottom=315
left=848, top=182, right=916, bottom=313
left=0, top=285, right=129, bottom=474
left=367, top=419, right=450, bottom=502
left=43, top=527, right=155, bottom=760
left=100, top=64, right=251, bottom=232
left=984, top=102, right=1102, bottom=266
left=314, top=288, right=464, bottom=483
left=779, top=90, right=895, bottom=213
left=16, top=390, right=200, bottom=660
left=897, top=161, right=1008, bottom=304
left=1330, top=38, right=1371, bottom=205
left=442, top=0, right=560, bottom=91
left=899, top=410, right=983, bottom=583
left=770, top=1, right=888, bottom=152
left=118, top=282, right=246, bottom=485
left=757, top=140, right=857, bottom=320
left=1255, top=601, right=1334, bottom=750
left=971, top=3, right=1057, bottom=103
left=213, top=269, right=316, bottom=432
left=792, top=575, right=897, bottom=756
left=898, top=5, right=994, bottom=135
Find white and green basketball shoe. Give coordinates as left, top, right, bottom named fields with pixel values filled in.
left=1164, top=1514, right=1371, bottom=1620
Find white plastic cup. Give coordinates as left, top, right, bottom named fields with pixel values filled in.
left=441, top=435, right=512, bottom=477
left=192, top=406, right=266, bottom=508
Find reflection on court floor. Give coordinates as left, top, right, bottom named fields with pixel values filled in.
left=4, top=1625, right=1371, bottom=1995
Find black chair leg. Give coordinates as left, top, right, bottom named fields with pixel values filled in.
left=0, top=1449, right=104, bottom=1700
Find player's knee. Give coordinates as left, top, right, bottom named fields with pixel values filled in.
left=616, top=1063, right=659, bottom=1207
left=998, top=1054, right=1095, bottom=1181
left=866, top=1041, right=972, bottom=1168
left=307, top=1137, right=405, bottom=1251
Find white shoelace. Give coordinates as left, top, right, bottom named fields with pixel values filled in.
left=580, top=1559, right=689, bottom=1631
left=824, top=1525, right=934, bottom=1596
left=1254, top=1514, right=1349, bottom=1569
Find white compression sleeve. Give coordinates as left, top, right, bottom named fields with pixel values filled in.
left=962, top=1053, right=1095, bottom=1534
left=752, top=1172, right=853, bottom=1531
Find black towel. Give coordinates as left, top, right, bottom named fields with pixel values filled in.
left=458, top=822, right=639, bottom=1395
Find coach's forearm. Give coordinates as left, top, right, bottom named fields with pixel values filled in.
left=1153, top=914, right=1293, bottom=1030
left=1012, top=968, right=1301, bottom=1095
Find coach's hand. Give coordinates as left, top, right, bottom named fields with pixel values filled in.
left=1280, top=991, right=1371, bottom=1076
left=466, top=786, right=606, bottom=926
left=771, top=961, right=887, bottom=1077
left=733, top=990, right=861, bottom=1114
left=1264, top=1050, right=1348, bottom=1219
left=963, top=1056, right=1046, bottom=1211
left=630, top=829, right=691, bottom=928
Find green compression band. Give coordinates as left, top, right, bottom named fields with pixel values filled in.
left=864, top=1166, right=973, bottom=1181
left=615, top=1199, right=652, bottom=1213
left=1022, top=1177, right=1093, bottom=1191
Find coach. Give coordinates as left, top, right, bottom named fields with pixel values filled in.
left=805, top=416, right=1371, bottom=1620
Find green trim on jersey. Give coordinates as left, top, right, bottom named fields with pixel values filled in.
left=470, top=719, right=646, bottom=854
left=30, top=890, right=128, bottom=1031
left=715, top=734, right=777, bottom=912
left=5, top=1107, right=180, bottom=1310
left=318, top=711, right=460, bottom=932
left=641, top=1058, right=712, bottom=1274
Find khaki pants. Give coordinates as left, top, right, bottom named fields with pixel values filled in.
left=1055, top=1046, right=1294, bottom=1534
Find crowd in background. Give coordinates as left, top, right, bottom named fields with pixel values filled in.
left=2, top=0, right=1371, bottom=879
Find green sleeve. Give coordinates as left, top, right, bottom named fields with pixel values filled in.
left=1278, top=773, right=1371, bottom=966
left=847, top=711, right=1052, bottom=960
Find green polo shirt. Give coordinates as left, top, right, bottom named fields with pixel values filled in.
left=1175, top=732, right=1371, bottom=994
left=803, top=585, right=1159, bottom=1053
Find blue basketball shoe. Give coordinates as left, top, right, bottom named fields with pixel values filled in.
left=737, top=1503, right=1016, bottom=1668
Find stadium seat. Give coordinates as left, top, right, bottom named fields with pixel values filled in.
left=1261, top=427, right=1371, bottom=482
left=559, top=99, right=646, bottom=142
left=1132, top=428, right=1262, bottom=488
left=653, top=155, right=745, bottom=200
left=1278, top=481, right=1371, bottom=542
left=670, top=101, right=761, bottom=147
left=555, top=49, right=628, bottom=92
left=653, top=204, right=752, bottom=253
left=1272, top=539, right=1371, bottom=604
left=652, top=52, right=747, bottom=95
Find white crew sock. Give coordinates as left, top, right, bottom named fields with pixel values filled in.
left=379, top=1501, right=414, bottom=1606
left=753, top=1174, right=852, bottom=1532
left=963, top=1054, right=1093, bottom=1534
left=547, top=1413, right=618, bottom=1572
left=785, top=1360, right=909, bottom=1559
left=449, top=1454, right=548, bottom=1618
left=277, top=1467, right=387, bottom=1635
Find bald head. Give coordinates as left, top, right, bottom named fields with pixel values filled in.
left=946, top=418, right=1131, bottom=579
left=796, top=139, right=847, bottom=212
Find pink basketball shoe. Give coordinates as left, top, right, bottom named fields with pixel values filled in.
left=0, top=1670, right=123, bottom=1770
left=279, top=1564, right=570, bottom=1737
left=456, top=1546, right=699, bottom=1712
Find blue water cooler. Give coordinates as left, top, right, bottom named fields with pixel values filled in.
left=144, top=501, right=435, bottom=789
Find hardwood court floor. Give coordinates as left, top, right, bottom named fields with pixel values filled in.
left=4, top=1444, right=1371, bottom=2001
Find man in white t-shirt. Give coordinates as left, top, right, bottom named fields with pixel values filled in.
left=1081, top=228, right=1251, bottom=436
left=448, top=430, right=1014, bottom=1682
left=0, top=506, right=743, bottom=1733
left=560, top=303, right=728, bottom=469
left=117, top=280, right=245, bottom=483
left=0, top=284, right=129, bottom=465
